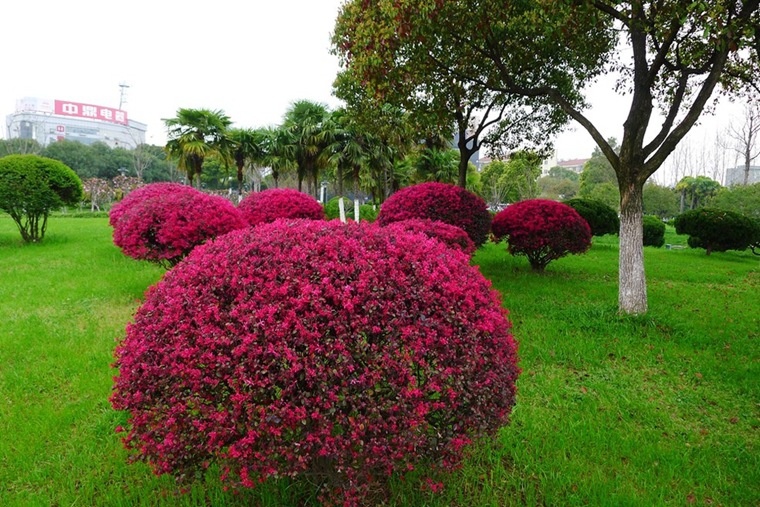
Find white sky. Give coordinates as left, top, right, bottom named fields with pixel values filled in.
left=0, top=0, right=748, bottom=176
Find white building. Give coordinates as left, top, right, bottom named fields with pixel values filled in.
left=5, top=97, right=146, bottom=149
left=725, top=165, right=760, bottom=186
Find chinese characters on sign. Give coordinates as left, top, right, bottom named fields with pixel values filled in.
left=54, top=100, right=128, bottom=125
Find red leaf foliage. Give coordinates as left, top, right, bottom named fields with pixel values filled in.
left=377, top=182, right=491, bottom=247
left=238, top=188, right=325, bottom=226
left=111, top=219, right=519, bottom=505
left=383, top=218, right=476, bottom=255
left=491, top=199, right=592, bottom=271
left=109, top=182, right=185, bottom=227
left=111, top=184, right=246, bottom=268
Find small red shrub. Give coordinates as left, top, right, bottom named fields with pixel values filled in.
left=111, top=219, right=519, bottom=505
left=108, top=182, right=184, bottom=227
left=491, top=199, right=592, bottom=271
left=238, top=188, right=324, bottom=226
left=112, top=187, right=246, bottom=268
left=378, top=182, right=492, bottom=247
left=384, top=218, right=476, bottom=255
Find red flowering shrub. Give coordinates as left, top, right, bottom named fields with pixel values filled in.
left=111, top=219, right=519, bottom=505
left=492, top=199, right=592, bottom=271
left=112, top=187, right=246, bottom=268
left=238, top=188, right=324, bottom=226
left=108, top=182, right=183, bottom=227
left=384, top=218, right=476, bottom=255
left=378, top=182, right=492, bottom=247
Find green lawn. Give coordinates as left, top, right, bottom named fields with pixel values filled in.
left=0, top=216, right=757, bottom=506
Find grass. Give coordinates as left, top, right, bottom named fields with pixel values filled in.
left=0, top=216, right=757, bottom=506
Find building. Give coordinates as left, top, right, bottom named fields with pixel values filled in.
left=540, top=151, right=590, bottom=177
left=5, top=97, right=146, bottom=149
left=725, top=165, right=760, bottom=186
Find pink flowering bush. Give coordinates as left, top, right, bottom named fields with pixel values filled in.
left=492, top=199, right=592, bottom=271
left=112, top=186, right=246, bottom=268
left=238, top=188, right=324, bottom=226
left=111, top=219, right=519, bottom=506
left=109, top=182, right=185, bottom=227
left=378, top=182, right=492, bottom=247
left=384, top=218, right=476, bottom=255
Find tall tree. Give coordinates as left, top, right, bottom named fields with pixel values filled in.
left=227, top=128, right=265, bottom=193
left=164, top=108, right=231, bottom=188
left=726, top=101, right=760, bottom=185
left=282, top=100, right=331, bottom=196
left=334, top=0, right=760, bottom=314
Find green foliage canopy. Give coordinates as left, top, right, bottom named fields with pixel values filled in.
left=0, top=155, right=83, bottom=242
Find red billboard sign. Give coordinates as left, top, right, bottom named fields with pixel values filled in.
left=54, top=100, right=128, bottom=125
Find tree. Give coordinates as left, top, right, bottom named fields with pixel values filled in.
left=164, top=108, right=232, bottom=188
left=539, top=175, right=580, bottom=201
left=549, top=166, right=580, bottom=182
left=674, top=208, right=760, bottom=255
left=725, top=101, right=760, bottom=185
left=227, top=128, right=265, bottom=193
left=323, top=108, right=371, bottom=221
left=0, top=155, right=83, bottom=242
left=642, top=182, right=679, bottom=219
left=676, top=175, right=722, bottom=211
left=282, top=100, right=331, bottom=197
left=564, top=198, right=619, bottom=236
left=709, top=182, right=760, bottom=219
left=497, top=151, right=542, bottom=203
left=0, top=138, right=42, bottom=156
left=578, top=142, right=618, bottom=199
left=41, top=139, right=96, bottom=179
left=334, top=0, right=760, bottom=314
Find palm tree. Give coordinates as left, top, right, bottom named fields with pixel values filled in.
left=164, top=108, right=231, bottom=188
left=323, top=109, right=368, bottom=221
left=259, top=126, right=296, bottom=188
left=282, top=100, right=330, bottom=196
left=227, top=127, right=265, bottom=193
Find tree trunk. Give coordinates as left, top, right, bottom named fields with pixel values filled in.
left=618, top=180, right=647, bottom=314
left=744, top=153, right=750, bottom=185
left=458, top=153, right=469, bottom=188
left=353, top=172, right=361, bottom=222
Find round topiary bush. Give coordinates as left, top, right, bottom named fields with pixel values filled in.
left=491, top=199, right=592, bottom=271
left=112, top=186, right=246, bottom=268
left=383, top=218, right=476, bottom=255
left=564, top=198, right=619, bottom=236
left=0, top=154, right=83, bottom=242
left=111, top=219, right=519, bottom=505
left=674, top=207, right=760, bottom=255
left=323, top=196, right=378, bottom=222
left=108, top=182, right=184, bottom=227
left=642, top=215, right=666, bottom=248
left=238, top=188, right=324, bottom=226
left=378, top=182, right=492, bottom=247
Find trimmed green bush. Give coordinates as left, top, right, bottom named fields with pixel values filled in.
left=0, top=154, right=83, bottom=242
left=642, top=215, right=665, bottom=247
left=674, top=208, right=760, bottom=255
left=564, top=198, right=619, bottom=236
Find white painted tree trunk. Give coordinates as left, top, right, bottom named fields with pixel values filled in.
left=338, top=197, right=347, bottom=224
left=618, top=183, right=647, bottom=314
left=354, top=198, right=360, bottom=222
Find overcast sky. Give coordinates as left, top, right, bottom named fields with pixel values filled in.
left=0, top=0, right=746, bottom=166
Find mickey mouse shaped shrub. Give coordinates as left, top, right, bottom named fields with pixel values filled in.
left=111, top=219, right=519, bottom=506
left=492, top=199, right=592, bottom=271
left=111, top=184, right=245, bottom=268
left=238, top=188, right=324, bottom=226
left=378, top=182, right=492, bottom=247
